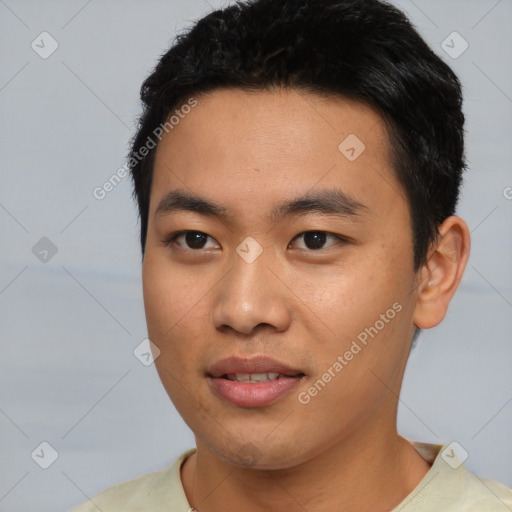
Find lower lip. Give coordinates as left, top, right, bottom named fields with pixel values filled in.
left=208, top=376, right=303, bottom=408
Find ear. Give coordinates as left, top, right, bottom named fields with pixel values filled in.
left=413, top=216, right=470, bottom=329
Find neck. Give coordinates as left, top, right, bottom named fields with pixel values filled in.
left=181, top=423, right=431, bottom=512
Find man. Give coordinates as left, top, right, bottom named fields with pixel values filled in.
left=72, top=0, right=512, bottom=510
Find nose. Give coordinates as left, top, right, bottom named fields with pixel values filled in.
left=212, top=248, right=292, bottom=336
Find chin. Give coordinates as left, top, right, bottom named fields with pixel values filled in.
left=205, top=435, right=315, bottom=471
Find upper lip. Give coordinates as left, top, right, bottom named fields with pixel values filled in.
left=207, top=356, right=305, bottom=378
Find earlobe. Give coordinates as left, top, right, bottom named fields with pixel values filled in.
left=413, top=216, right=471, bottom=329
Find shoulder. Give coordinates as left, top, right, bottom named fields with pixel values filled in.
left=70, top=449, right=194, bottom=512
left=455, top=474, right=512, bottom=510
left=397, top=441, right=512, bottom=511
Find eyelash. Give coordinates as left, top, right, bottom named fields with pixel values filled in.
left=162, top=230, right=348, bottom=252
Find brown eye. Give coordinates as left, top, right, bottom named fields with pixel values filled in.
left=184, top=231, right=209, bottom=249
left=165, top=231, right=220, bottom=250
left=290, top=231, right=343, bottom=250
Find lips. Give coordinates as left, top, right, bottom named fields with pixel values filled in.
left=207, top=356, right=306, bottom=408
left=208, top=356, right=304, bottom=378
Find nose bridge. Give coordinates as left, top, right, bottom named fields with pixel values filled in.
left=212, top=239, right=290, bottom=334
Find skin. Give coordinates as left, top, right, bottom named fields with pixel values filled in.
left=142, top=87, right=470, bottom=512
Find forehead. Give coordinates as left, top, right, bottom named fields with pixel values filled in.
left=150, top=87, right=403, bottom=219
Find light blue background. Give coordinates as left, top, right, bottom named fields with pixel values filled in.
left=1, top=1, right=511, bottom=510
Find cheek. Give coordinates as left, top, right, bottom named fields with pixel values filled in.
left=288, top=259, right=395, bottom=343
left=142, top=255, right=209, bottom=381
left=142, top=256, right=207, bottom=406
left=143, top=253, right=200, bottom=334
left=294, top=255, right=412, bottom=388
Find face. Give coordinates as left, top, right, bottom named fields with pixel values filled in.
left=142, top=88, right=420, bottom=469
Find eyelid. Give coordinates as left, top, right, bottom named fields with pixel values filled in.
left=163, top=230, right=349, bottom=252
left=289, top=231, right=347, bottom=250
left=163, top=230, right=220, bottom=250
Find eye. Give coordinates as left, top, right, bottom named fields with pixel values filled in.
left=164, top=230, right=220, bottom=250
left=289, top=231, right=344, bottom=250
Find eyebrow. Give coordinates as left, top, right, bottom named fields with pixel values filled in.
left=155, top=189, right=231, bottom=219
left=270, top=188, right=367, bottom=222
left=154, top=188, right=367, bottom=222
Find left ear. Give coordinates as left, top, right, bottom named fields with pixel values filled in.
left=413, top=216, right=471, bottom=329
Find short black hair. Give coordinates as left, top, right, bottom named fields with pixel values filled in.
left=129, top=0, right=466, bottom=271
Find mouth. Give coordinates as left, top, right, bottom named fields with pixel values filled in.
left=223, top=372, right=304, bottom=382
left=207, top=356, right=306, bottom=407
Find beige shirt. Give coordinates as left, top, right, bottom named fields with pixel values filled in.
left=71, top=441, right=512, bottom=511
